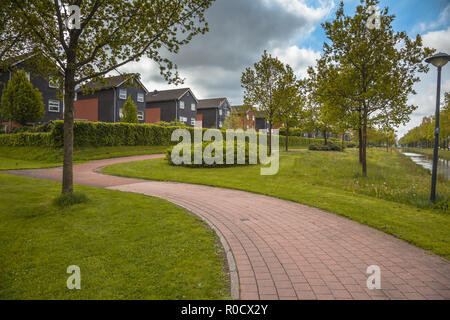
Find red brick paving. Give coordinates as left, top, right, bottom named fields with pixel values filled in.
left=5, top=155, right=450, bottom=300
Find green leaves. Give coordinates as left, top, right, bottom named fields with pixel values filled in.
left=0, top=70, right=44, bottom=125
left=120, top=97, right=138, bottom=124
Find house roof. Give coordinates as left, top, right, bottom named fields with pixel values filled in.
left=77, top=74, right=148, bottom=93
left=146, top=88, right=198, bottom=103
left=198, top=98, right=228, bottom=109
left=231, top=105, right=256, bottom=114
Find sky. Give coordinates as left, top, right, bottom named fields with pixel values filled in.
left=120, top=0, right=450, bottom=138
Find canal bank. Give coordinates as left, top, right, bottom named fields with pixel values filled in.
left=399, top=148, right=450, bottom=181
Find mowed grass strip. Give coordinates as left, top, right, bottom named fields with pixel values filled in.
left=0, top=145, right=168, bottom=170
left=103, top=148, right=450, bottom=259
left=0, top=174, right=230, bottom=299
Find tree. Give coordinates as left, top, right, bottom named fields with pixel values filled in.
left=309, top=0, right=433, bottom=176
left=120, top=97, right=138, bottom=123
left=273, top=65, right=305, bottom=151
left=223, top=107, right=244, bottom=130
left=6, top=0, right=214, bottom=194
left=241, top=50, right=285, bottom=154
left=0, top=70, right=44, bottom=126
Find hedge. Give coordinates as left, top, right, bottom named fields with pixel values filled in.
left=308, top=142, right=343, bottom=151
left=0, top=120, right=351, bottom=148
left=166, top=141, right=260, bottom=168
left=0, top=132, right=54, bottom=147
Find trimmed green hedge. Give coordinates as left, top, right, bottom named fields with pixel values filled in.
left=0, top=120, right=350, bottom=149
left=166, top=141, right=260, bottom=168
left=0, top=132, right=54, bottom=147
left=308, top=142, right=343, bottom=151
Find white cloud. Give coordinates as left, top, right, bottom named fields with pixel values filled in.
left=272, top=46, right=321, bottom=78
left=119, top=0, right=334, bottom=105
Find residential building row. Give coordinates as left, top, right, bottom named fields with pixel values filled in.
left=0, top=56, right=273, bottom=131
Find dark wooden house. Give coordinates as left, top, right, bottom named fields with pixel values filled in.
left=75, top=74, right=148, bottom=123
left=197, top=98, right=231, bottom=129
left=0, top=54, right=63, bottom=130
left=145, top=88, right=198, bottom=127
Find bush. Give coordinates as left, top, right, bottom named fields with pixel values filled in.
left=166, top=141, right=260, bottom=168
left=346, top=143, right=357, bottom=148
left=120, top=97, right=138, bottom=123
left=10, top=126, right=35, bottom=134
left=308, top=142, right=343, bottom=151
left=52, top=192, right=89, bottom=207
left=0, top=70, right=45, bottom=125
left=0, top=132, right=54, bottom=146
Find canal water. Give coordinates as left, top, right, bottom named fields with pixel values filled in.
left=400, top=150, right=450, bottom=181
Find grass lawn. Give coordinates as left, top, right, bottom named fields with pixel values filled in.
left=103, top=148, right=450, bottom=259
left=401, top=147, right=450, bottom=161
left=0, top=173, right=230, bottom=299
left=0, top=145, right=168, bottom=170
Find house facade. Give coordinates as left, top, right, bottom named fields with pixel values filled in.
left=231, top=105, right=256, bottom=130
left=75, top=74, right=148, bottom=123
left=145, top=88, right=198, bottom=127
left=198, top=98, right=231, bottom=129
left=0, top=55, right=63, bottom=130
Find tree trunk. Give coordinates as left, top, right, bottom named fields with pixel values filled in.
left=362, top=111, right=368, bottom=177
left=358, top=127, right=363, bottom=164
left=62, top=66, right=75, bottom=194
left=285, top=123, right=289, bottom=152
left=268, top=120, right=272, bottom=155
left=324, top=129, right=328, bottom=145
left=341, top=131, right=345, bottom=149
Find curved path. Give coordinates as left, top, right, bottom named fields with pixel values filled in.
left=5, top=155, right=450, bottom=300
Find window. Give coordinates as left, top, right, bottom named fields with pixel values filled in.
left=179, top=101, right=185, bottom=109
left=119, top=89, right=127, bottom=100
left=252, top=115, right=255, bottom=121
left=219, top=109, right=222, bottom=116
left=48, top=99, right=60, bottom=112
left=119, top=108, right=123, bottom=118
left=191, top=103, right=196, bottom=111
left=49, top=78, right=59, bottom=88
left=137, top=111, right=144, bottom=121
left=179, top=116, right=187, bottom=123
left=137, top=93, right=144, bottom=103
left=219, top=121, right=222, bottom=128
left=191, top=118, right=196, bottom=126
left=246, top=114, right=249, bottom=120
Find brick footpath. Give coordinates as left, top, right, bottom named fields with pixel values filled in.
left=5, top=155, right=450, bottom=300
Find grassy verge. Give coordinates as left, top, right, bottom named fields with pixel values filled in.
left=103, top=148, right=450, bottom=259
left=0, top=173, right=230, bottom=299
left=401, top=147, right=450, bottom=161
left=0, top=145, right=168, bottom=170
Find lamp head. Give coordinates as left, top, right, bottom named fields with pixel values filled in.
left=425, top=52, right=450, bottom=68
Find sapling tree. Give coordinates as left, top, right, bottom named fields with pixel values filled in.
left=5, top=0, right=214, bottom=193
left=120, top=97, right=138, bottom=124
left=0, top=70, right=44, bottom=126
left=309, top=0, right=433, bottom=176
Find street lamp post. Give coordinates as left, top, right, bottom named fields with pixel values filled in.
left=425, top=52, right=450, bottom=202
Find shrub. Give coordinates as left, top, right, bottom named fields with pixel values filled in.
left=308, top=142, right=343, bottom=151
left=166, top=141, right=260, bottom=168
left=0, top=70, right=45, bottom=125
left=0, top=132, right=54, bottom=146
left=10, top=126, right=35, bottom=134
left=120, top=97, right=138, bottom=123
